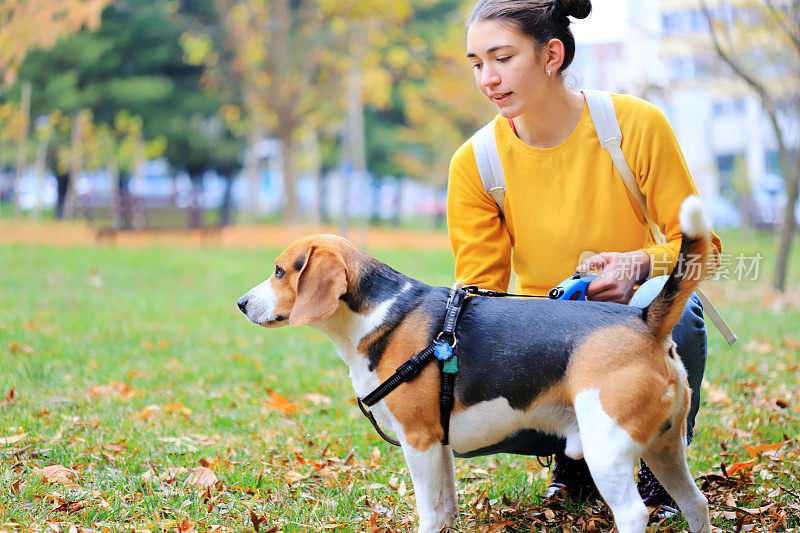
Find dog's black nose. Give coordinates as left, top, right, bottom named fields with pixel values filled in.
left=237, top=296, right=249, bottom=314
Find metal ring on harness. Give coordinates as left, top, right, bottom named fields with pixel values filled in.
left=435, top=330, right=458, bottom=348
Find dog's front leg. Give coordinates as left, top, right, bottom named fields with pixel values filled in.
left=402, top=439, right=455, bottom=533
left=440, top=444, right=459, bottom=525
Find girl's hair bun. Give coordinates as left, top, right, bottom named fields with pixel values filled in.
left=555, top=0, right=591, bottom=20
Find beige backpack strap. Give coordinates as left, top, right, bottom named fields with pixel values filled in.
left=584, top=89, right=737, bottom=345
left=472, top=120, right=506, bottom=218
left=584, top=90, right=664, bottom=245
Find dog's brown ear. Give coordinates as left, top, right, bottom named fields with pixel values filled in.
left=289, top=246, right=348, bottom=326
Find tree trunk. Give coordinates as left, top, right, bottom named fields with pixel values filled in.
left=241, top=126, right=260, bottom=224
left=64, top=110, right=86, bottom=219
left=55, top=171, right=69, bottom=219
left=774, top=160, right=800, bottom=291
left=303, top=126, right=321, bottom=225
left=219, top=174, right=233, bottom=227
left=280, top=128, right=300, bottom=225
left=131, top=135, right=146, bottom=195
left=31, top=132, right=49, bottom=221
left=108, top=154, right=120, bottom=230
left=12, top=81, right=31, bottom=219
left=340, top=42, right=367, bottom=239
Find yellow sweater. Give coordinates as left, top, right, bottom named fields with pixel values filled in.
left=447, top=93, right=722, bottom=295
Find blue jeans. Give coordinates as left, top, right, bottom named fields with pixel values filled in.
left=455, top=275, right=706, bottom=458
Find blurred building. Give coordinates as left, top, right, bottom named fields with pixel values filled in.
left=570, top=0, right=798, bottom=227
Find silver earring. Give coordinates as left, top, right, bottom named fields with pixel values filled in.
left=547, top=68, right=552, bottom=77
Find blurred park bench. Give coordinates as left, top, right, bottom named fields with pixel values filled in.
left=78, top=190, right=222, bottom=242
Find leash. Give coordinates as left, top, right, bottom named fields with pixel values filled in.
left=358, top=285, right=469, bottom=447
left=456, top=284, right=548, bottom=299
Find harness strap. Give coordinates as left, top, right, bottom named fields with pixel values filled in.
left=358, top=287, right=470, bottom=448
left=361, top=343, right=438, bottom=407
left=440, top=368, right=455, bottom=446
left=358, top=398, right=401, bottom=447
left=438, top=287, right=467, bottom=345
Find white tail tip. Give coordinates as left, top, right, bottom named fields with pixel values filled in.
left=679, top=195, right=710, bottom=238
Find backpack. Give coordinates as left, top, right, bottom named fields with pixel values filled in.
left=470, top=89, right=736, bottom=345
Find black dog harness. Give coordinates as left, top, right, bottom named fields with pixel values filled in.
left=358, top=285, right=469, bottom=447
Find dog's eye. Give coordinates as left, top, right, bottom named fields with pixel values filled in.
left=275, top=265, right=285, bottom=279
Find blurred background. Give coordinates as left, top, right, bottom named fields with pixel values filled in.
left=0, top=0, right=797, bottom=287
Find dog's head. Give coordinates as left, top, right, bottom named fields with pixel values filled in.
left=237, top=234, right=351, bottom=328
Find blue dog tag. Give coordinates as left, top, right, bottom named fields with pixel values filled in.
left=434, top=342, right=453, bottom=361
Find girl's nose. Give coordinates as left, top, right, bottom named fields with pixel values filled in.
left=480, top=66, right=500, bottom=88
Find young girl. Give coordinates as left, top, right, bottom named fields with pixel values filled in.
left=447, top=0, right=722, bottom=514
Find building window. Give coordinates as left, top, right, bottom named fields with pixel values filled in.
left=766, top=150, right=783, bottom=179
left=716, top=153, right=737, bottom=196
left=712, top=99, right=745, bottom=116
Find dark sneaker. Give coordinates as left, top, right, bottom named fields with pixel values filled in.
left=638, top=462, right=678, bottom=520
left=544, top=450, right=599, bottom=502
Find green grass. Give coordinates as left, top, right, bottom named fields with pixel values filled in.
left=0, top=228, right=798, bottom=532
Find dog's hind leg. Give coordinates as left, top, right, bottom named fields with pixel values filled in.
left=642, top=438, right=710, bottom=532
left=575, top=390, right=648, bottom=533
left=402, top=440, right=455, bottom=533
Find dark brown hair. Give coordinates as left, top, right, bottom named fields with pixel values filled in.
left=467, top=0, right=592, bottom=73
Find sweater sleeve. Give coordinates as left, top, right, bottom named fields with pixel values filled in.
left=446, top=139, right=513, bottom=292
left=619, top=96, right=722, bottom=276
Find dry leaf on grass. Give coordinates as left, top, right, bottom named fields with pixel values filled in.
left=185, top=466, right=218, bottom=489
left=725, top=458, right=757, bottom=477
left=7, top=341, right=33, bottom=354
left=87, top=381, right=134, bottom=399
left=38, top=465, right=80, bottom=486
left=265, top=393, right=298, bottom=415
left=745, top=440, right=788, bottom=457
left=135, top=404, right=161, bottom=419
left=303, top=393, right=331, bottom=406
left=2, top=388, right=15, bottom=405
left=0, top=432, right=27, bottom=445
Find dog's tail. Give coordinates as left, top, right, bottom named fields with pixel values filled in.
left=644, top=196, right=715, bottom=340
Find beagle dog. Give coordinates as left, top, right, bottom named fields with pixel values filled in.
left=237, top=196, right=713, bottom=533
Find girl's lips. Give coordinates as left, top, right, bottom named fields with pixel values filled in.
left=491, top=92, right=512, bottom=103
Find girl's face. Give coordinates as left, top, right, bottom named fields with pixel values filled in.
left=466, top=19, right=548, bottom=118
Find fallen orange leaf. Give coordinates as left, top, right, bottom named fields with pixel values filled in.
left=135, top=405, right=160, bottom=419
left=265, top=393, right=298, bottom=415
left=725, top=458, right=757, bottom=477
left=7, top=342, right=33, bottom=354
left=88, top=381, right=134, bottom=399
left=745, top=440, right=787, bottom=457
left=2, top=388, right=15, bottom=404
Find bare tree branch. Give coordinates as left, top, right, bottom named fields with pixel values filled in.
left=699, top=0, right=776, bottom=115
left=765, top=0, right=800, bottom=54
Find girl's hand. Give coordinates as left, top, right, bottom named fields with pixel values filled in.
left=576, top=251, right=651, bottom=303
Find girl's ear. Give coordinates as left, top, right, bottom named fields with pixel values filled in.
left=544, top=38, right=566, bottom=75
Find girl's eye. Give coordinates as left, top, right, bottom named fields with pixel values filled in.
left=497, top=56, right=511, bottom=62
left=471, top=63, right=482, bottom=70
left=275, top=266, right=285, bottom=279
